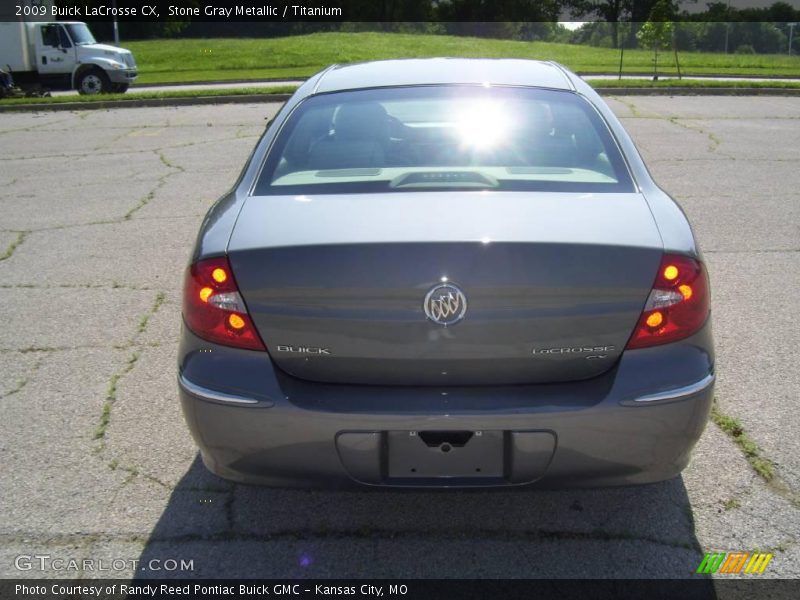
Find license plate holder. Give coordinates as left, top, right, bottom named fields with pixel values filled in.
left=387, top=430, right=504, bottom=479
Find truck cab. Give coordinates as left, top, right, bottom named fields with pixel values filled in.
left=0, top=21, right=137, bottom=94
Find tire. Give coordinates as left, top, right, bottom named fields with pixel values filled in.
left=111, top=83, right=129, bottom=94
left=76, top=69, right=110, bottom=95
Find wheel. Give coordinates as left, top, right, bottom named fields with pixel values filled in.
left=111, top=83, right=129, bottom=94
left=76, top=69, right=110, bottom=95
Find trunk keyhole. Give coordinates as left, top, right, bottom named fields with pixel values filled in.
left=441, top=443, right=452, bottom=453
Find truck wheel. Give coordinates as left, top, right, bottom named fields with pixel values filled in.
left=77, top=69, right=110, bottom=95
left=111, top=83, right=129, bottom=94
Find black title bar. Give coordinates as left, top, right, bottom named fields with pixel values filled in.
left=4, top=579, right=800, bottom=600
left=2, top=0, right=799, bottom=23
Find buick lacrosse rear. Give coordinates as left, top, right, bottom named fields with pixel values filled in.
left=178, top=59, right=714, bottom=487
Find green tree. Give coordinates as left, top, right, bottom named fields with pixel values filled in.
left=435, top=0, right=561, bottom=24
left=563, top=0, right=630, bottom=48
left=636, top=0, right=676, bottom=79
left=564, top=1, right=676, bottom=49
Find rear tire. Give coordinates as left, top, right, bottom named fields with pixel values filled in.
left=76, top=69, right=110, bottom=95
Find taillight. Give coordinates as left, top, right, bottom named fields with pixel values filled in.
left=626, top=254, right=710, bottom=349
left=182, top=256, right=266, bottom=351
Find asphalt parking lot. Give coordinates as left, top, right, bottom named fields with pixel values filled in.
left=0, top=96, right=798, bottom=580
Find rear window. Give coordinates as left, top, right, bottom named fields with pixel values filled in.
left=254, top=86, right=634, bottom=195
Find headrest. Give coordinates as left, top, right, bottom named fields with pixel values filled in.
left=333, top=102, right=389, bottom=142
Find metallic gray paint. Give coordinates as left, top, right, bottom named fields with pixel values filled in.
left=228, top=241, right=662, bottom=385
left=178, top=321, right=714, bottom=488
left=179, top=59, right=714, bottom=487
left=313, top=59, right=574, bottom=94
left=568, top=75, right=699, bottom=257
left=227, top=192, right=660, bottom=250
left=227, top=190, right=664, bottom=385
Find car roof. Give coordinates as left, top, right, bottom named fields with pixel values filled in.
left=312, top=58, right=575, bottom=94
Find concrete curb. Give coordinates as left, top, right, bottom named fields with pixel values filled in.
left=1, top=87, right=799, bottom=112
left=130, top=74, right=800, bottom=88
left=593, top=87, right=800, bottom=96
left=0, top=93, right=294, bottom=112
left=131, top=77, right=305, bottom=88
left=580, top=71, right=800, bottom=80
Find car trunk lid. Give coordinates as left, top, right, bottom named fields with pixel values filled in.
left=228, top=191, right=663, bottom=385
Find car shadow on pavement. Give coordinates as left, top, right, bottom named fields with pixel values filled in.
left=135, top=455, right=714, bottom=586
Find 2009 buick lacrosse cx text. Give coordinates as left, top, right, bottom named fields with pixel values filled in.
left=178, top=58, right=714, bottom=489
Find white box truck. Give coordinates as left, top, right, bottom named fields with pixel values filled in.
left=0, top=20, right=138, bottom=95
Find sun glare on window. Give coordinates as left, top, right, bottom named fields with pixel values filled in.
left=453, top=101, right=511, bottom=150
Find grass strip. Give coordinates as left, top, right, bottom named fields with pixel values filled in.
left=123, top=33, right=800, bottom=85
left=710, top=401, right=775, bottom=481
left=588, top=78, right=800, bottom=89
left=0, top=86, right=297, bottom=106
left=4, top=78, right=800, bottom=108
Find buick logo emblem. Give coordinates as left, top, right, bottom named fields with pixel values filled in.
left=423, top=283, right=467, bottom=326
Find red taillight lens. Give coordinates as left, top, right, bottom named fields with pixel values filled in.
left=626, top=254, right=710, bottom=349
left=182, top=256, right=266, bottom=351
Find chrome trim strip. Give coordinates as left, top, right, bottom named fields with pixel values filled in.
left=546, top=61, right=576, bottom=92
left=312, top=63, right=339, bottom=94
left=632, top=373, right=715, bottom=404
left=178, top=374, right=260, bottom=406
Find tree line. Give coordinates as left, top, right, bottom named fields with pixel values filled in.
left=75, top=0, right=800, bottom=54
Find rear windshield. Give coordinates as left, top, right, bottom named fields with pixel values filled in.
left=254, top=86, right=634, bottom=195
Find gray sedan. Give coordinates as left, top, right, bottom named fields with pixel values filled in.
left=178, top=59, right=714, bottom=488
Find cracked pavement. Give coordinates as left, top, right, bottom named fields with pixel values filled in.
left=0, top=97, right=798, bottom=579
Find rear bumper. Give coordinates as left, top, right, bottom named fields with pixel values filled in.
left=177, top=322, right=715, bottom=489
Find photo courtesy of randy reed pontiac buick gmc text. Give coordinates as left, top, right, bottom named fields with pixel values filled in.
left=14, top=584, right=406, bottom=596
